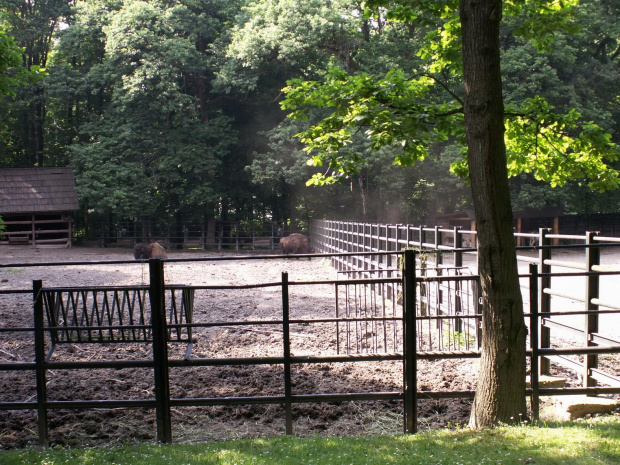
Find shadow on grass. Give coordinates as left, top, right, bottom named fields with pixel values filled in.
left=2, top=416, right=619, bottom=465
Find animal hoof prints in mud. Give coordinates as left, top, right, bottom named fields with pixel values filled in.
left=133, top=242, right=168, bottom=259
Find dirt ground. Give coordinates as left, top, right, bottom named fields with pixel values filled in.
left=0, top=245, right=579, bottom=448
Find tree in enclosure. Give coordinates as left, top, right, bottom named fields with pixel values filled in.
left=280, top=0, right=619, bottom=427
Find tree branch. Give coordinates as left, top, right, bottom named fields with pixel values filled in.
left=415, top=73, right=464, bottom=106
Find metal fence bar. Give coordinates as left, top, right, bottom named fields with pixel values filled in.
left=529, top=264, right=540, bottom=421
left=33, top=279, right=49, bottom=447
left=149, top=258, right=172, bottom=443
left=282, top=272, right=293, bottom=435
left=538, top=228, right=552, bottom=375
left=585, top=231, right=600, bottom=389
left=403, top=249, right=417, bottom=434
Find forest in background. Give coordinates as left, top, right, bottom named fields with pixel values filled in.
left=0, top=0, right=618, bottom=235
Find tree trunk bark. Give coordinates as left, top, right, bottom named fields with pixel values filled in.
left=34, top=97, right=45, bottom=166
left=196, top=34, right=210, bottom=124
left=460, top=0, right=528, bottom=427
left=358, top=170, right=369, bottom=222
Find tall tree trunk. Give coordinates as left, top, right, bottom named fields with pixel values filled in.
left=358, top=170, right=369, bottom=222
left=34, top=97, right=45, bottom=166
left=460, top=0, right=528, bottom=427
left=196, top=34, right=209, bottom=124
left=287, top=184, right=296, bottom=232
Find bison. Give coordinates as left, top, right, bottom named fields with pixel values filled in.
left=133, top=242, right=168, bottom=260
left=280, top=233, right=312, bottom=255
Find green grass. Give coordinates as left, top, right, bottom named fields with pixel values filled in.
left=1, top=268, right=22, bottom=274
left=1, top=416, right=619, bottom=465
left=442, top=328, right=476, bottom=348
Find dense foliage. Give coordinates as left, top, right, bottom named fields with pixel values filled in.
left=0, top=0, right=618, bottom=228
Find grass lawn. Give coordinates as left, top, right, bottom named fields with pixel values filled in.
left=1, top=416, right=618, bottom=465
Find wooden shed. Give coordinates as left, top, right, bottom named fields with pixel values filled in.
left=0, top=167, right=79, bottom=247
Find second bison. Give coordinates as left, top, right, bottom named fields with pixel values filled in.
left=133, top=242, right=168, bottom=259
left=280, top=233, right=312, bottom=255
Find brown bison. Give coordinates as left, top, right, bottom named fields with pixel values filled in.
left=133, top=242, right=168, bottom=259
left=280, top=233, right=312, bottom=255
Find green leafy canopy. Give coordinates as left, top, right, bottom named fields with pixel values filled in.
left=282, top=0, right=619, bottom=191
left=503, top=97, right=620, bottom=192
left=0, top=29, right=46, bottom=97
left=282, top=67, right=462, bottom=185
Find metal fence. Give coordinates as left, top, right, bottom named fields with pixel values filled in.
left=81, top=220, right=290, bottom=250
left=311, top=220, right=620, bottom=388
left=42, top=284, right=194, bottom=360
left=0, top=251, right=619, bottom=446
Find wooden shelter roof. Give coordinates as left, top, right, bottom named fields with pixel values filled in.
left=0, top=167, right=79, bottom=214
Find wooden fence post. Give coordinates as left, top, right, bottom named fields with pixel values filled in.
left=33, top=279, right=49, bottom=447
left=149, top=258, right=172, bottom=443
left=403, top=249, right=417, bottom=433
left=406, top=224, right=412, bottom=248
left=388, top=224, right=393, bottom=285
left=453, top=227, right=463, bottom=268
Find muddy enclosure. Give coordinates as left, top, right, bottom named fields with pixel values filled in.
left=0, top=245, right=583, bottom=449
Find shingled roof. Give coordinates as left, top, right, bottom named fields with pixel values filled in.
left=0, top=167, right=79, bottom=214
